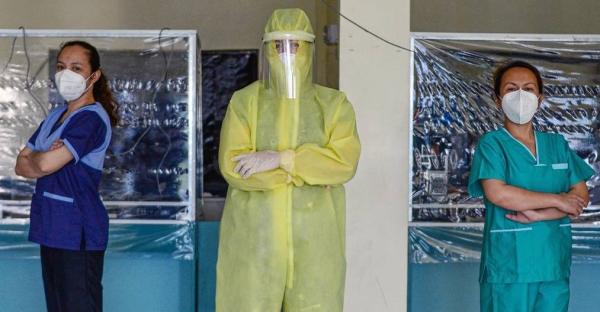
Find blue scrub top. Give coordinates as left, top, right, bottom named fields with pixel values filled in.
left=27, top=103, right=112, bottom=251
left=468, top=128, right=595, bottom=283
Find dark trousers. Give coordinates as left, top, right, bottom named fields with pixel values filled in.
left=40, top=242, right=105, bottom=312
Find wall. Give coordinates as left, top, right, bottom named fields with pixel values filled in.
left=411, top=0, right=600, bottom=34
left=1, top=0, right=413, bottom=311
left=0, top=223, right=196, bottom=312
left=0, top=0, right=315, bottom=50
left=315, top=0, right=340, bottom=89
left=0, top=0, right=334, bottom=86
left=340, top=0, right=410, bottom=311
left=409, top=1, right=600, bottom=311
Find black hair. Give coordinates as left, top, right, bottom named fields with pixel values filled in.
left=58, top=40, right=120, bottom=127
left=493, top=60, right=544, bottom=98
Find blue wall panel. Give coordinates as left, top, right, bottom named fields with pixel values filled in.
left=0, top=223, right=196, bottom=312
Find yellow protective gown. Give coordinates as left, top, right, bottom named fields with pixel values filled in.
left=216, top=9, right=361, bottom=312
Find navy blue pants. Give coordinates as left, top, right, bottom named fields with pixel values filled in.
left=40, top=241, right=105, bottom=312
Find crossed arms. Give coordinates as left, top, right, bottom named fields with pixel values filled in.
left=15, top=140, right=73, bottom=179
left=481, top=179, right=589, bottom=223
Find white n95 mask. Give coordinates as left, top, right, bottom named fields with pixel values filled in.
left=279, top=53, right=295, bottom=66
left=55, top=69, right=94, bottom=102
left=500, top=89, right=540, bottom=124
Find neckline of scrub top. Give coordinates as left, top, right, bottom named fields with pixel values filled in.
left=501, top=128, right=541, bottom=166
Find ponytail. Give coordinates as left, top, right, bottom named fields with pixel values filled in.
left=93, top=72, right=120, bottom=127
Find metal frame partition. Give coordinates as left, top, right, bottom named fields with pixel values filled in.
left=0, top=29, right=201, bottom=225
left=407, top=32, right=600, bottom=312
left=409, top=32, right=600, bottom=263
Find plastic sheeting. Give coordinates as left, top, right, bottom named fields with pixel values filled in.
left=0, top=29, right=199, bottom=221
left=409, top=34, right=600, bottom=267
left=411, top=34, right=600, bottom=222
left=0, top=222, right=195, bottom=260
left=409, top=225, right=600, bottom=264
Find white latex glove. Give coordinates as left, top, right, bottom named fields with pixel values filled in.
left=232, top=151, right=280, bottom=179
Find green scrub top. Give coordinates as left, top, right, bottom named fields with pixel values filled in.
left=468, top=128, right=595, bottom=284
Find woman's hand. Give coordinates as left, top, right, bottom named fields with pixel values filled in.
left=48, top=139, right=64, bottom=151
left=554, top=193, right=587, bottom=218
left=505, top=211, right=537, bottom=224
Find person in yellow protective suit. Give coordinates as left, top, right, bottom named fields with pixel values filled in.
left=215, top=8, right=361, bottom=312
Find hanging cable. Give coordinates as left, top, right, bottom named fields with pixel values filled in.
left=19, top=26, right=48, bottom=116
left=318, top=0, right=413, bottom=53
left=0, top=36, right=17, bottom=78
left=153, top=27, right=174, bottom=198
left=106, top=28, right=174, bottom=198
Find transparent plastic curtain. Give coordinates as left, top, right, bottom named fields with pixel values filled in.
left=410, top=226, right=600, bottom=264
left=0, top=222, right=195, bottom=259
left=411, top=35, right=600, bottom=222
left=410, top=34, right=600, bottom=264
left=0, top=30, right=199, bottom=221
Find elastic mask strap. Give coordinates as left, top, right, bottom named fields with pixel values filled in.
left=85, top=71, right=96, bottom=82
left=82, top=71, right=97, bottom=93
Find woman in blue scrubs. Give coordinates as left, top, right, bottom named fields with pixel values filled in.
left=468, top=60, right=595, bottom=312
left=15, top=41, right=119, bottom=312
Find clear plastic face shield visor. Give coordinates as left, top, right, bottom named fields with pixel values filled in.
left=260, top=31, right=315, bottom=99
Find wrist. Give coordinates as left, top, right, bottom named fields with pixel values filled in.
left=279, top=149, right=295, bottom=173
left=550, top=194, right=562, bottom=211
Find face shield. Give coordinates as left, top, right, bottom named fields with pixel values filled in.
left=261, top=31, right=315, bottom=99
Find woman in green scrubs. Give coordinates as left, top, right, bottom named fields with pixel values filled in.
left=468, top=60, right=595, bottom=312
